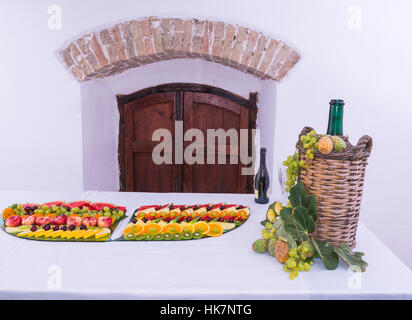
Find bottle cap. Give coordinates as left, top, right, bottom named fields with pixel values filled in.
left=330, top=99, right=345, bottom=106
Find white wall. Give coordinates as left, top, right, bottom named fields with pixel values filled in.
left=0, top=0, right=411, bottom=267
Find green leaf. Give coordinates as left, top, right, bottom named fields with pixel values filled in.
left=310, top=238, right=339, bottom=270
left=281, top=206, right=315, bottom=241
left=333, top=243, right=368, bottom=272
left=288, top=181, right=307, bottom=207
left=303, top=194, right=317, bottom=221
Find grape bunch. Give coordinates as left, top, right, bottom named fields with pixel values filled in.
left=299, top=130, right=319, bottom=162
left=283, top=241, right=314, bottom=280
left=282, top=130, right=319, bottom=192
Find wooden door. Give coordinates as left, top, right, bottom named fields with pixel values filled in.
left=118, top=84, right=256, bottom=193
left=183, top=92, right=249, bottom=193
left=124, top=92, right=182, bottom=192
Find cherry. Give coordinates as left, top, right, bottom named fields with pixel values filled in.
left=30, top=225, right=37, bottom=232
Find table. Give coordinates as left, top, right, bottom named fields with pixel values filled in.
left=0, top=190, right=411, bottom=300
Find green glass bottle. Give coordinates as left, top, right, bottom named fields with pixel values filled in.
left=327, top=99, right=344, bottom=136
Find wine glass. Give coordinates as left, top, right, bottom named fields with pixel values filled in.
left=278, top=164, right=288, bottom=205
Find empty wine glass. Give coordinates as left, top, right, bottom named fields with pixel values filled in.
left=278, top=164, right=288, bottom=205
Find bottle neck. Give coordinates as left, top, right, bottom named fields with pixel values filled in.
left=260, top=152, right=266, bottom=168
left=327, top=104, right=344, bottom=135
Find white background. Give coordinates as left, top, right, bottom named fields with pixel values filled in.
left=0, top=0, right=411, bottom=268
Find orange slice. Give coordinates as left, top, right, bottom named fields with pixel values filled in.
left=180, top=222, right=195, bottom=233
left=124, top=224, right=144, bottom=236
left=162, top=223, right=183, bottom=234
left=206, top=222, right=224, bottom=237
left=194, top=221, right=210, bottom=235
left=143, top=223, right=162, bottom=235
left=2, top=208, right=15, bottom=220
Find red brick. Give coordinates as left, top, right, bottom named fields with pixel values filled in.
left=222, top=24, right=235, bottom=59
left=91, top=34, right=108, bottom=66
left=141, top=19, right=152, bottom=37
left=259, top=39, right=280, bottom=73
left=214, top=21, right=225, bottom=39
left=182, top=20, right=193, bottom=52
left=61, top=47, right=73, bottom=68
left=144, top=37, right=154, bottom=55
left=202, top=21, right=213, bottom=55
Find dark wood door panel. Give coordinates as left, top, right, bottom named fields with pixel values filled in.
left=124, top=92, right=182, bottom=192
left=183, top=92, right=249, bottom=193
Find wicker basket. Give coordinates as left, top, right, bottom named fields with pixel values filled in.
left=297, top=126, right=373, bottom=249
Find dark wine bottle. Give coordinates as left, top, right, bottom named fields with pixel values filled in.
left=254, top=148, right=270, bottom=204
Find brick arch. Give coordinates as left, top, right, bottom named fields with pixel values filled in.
left=58, top=17, right=300, bottom=82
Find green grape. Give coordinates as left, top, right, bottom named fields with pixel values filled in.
left=289, top=248, right=297, bottom=257
left=289, top=273, right=296, bottom=280
left=309, top=130, right=317, bottom=137
left=262, top=228, right=272, bottom=240
left=310, top=137, right=317, bottom=144
left=299, top=160, right=305, bottom=167
left=282, top=160, right=288, bottom=166
left=265, top=222, right=273, bottom=229
left=300, top=136, right=305, bottom=142
left=283, top=265, right=290, bottom=272
left=308, top=153, right=314, bottom=160
left=303, top=143, right=310, bottom=149
left=298, top=262, right=305, bottom=271
left=304, top=262, right=311, bottom=271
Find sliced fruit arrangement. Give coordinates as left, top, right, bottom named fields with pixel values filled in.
left=122, top=203, right=250, bottom=241
left=1, top=201, right=126, bottom=242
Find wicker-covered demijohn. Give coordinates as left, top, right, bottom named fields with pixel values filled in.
left=297, top=127, right=373, bottom=249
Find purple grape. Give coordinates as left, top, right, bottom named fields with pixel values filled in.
left=43, top=224, right=51, bottom=231
left=219, top=205, right=225, bottom=210
left=68, top=225, right=75, bottom=231
left=206, top=206, right=213, bottom=211
left=33, top=205, right=38, bottom=210
left=169, top=205, right=175, bottom=210
left=142, top=218, right=148, bottom=223
left=131, top=218, right=137, bottom=224
left=80, top=225, right=87, bottom=230
left=53, top=225, right=59, bottom=231
left=30, top=225, right=37, bottom=232
left=61, top=225, right=67, bottom=231
left=64, top=206, right=70, bottom=211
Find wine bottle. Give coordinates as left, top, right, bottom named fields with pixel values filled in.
left=327, top=99, right=344, bottom=135
left=254, top=148, right=270, bottom=204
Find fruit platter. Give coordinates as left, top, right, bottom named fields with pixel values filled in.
left=1, top=201, right=126, bottom=242
left=121, top=203, right=250, bottom=241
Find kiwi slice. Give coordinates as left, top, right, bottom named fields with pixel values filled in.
left=182, top=232, right=192, bottom=240
left=124, top=233, right=135, bottom=241
left=154, top=233, right=164, bottom=241
left=163, top=232, right=173, bottom=240
left=173, top=233, right=182, bottom=241
left=192, top=231, right=202, bottom=239
left=144, top=234, right=153, bottom=241
left=135, top=234, right=146, bottom=241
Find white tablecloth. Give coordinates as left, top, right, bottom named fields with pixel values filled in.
left=0, top=190, right=411, bottom=300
